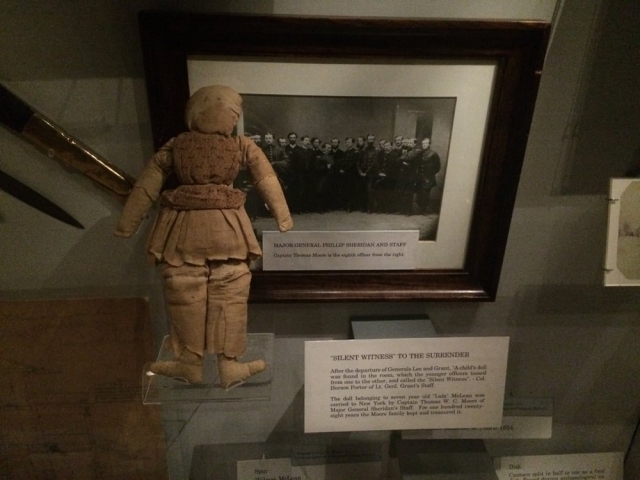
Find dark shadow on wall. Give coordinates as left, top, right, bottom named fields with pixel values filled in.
left=558, top=0, right=640, bottom=195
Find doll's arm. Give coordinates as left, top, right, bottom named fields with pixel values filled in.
left=114, top=139, right=175, bottom=237
left=254, top=175, right=293, bottom=232
left=241, top=137, right=292, bottom=232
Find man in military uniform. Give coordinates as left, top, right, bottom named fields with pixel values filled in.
left=291, top=135, right=316, bottom=213
left=261, top=132, right=290, bottom=191
left=357, top=134, right=379, bottom=212
left=285, top=132, right=304, bottom=212
left=330, top=138, right=344, bottom=164
left=334, top=137, right=360, bottom=211
left=396, top=137, right=421, bottom=215
left=312, top=137, right=322, bottom=156
left=312, top=143, right=335, bottom=213
left=415, top=137, right=441, bottom=214
left=371, top=140, right=399, bottom=213
left=382, top=135, right=405, bottom=213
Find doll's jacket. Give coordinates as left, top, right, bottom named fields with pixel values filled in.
left=115, top=131, right=289, bottom=266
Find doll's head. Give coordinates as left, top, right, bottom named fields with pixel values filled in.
left=185, top=85, right=242, bottom=136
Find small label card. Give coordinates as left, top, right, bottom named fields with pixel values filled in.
left=403, top=397, right=553, bottom=440
left=262, top=230, right=418, bottom=270
left=304, top=337, right=509, bottom=433
left=494, top=452, right=624, bottom=480
left=237, top=457, right=324, bottom=480
left=235, top=444, right=383, bottom=480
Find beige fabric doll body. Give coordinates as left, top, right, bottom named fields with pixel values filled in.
left=115, top=86, right=292, bottom=387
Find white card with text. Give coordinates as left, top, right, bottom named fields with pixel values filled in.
left=304, top=337, right=509, bottom=433
left=262, top=230, right=418, bottom=270
left=494, top=452, right=623, bottom=480
left=237, top=458, right=324, bottom=480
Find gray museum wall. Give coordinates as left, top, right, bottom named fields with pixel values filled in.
left=1, top=0, right=639, bottom=477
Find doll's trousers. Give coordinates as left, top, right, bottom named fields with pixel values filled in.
left=162, top=259, right=251, bottom=359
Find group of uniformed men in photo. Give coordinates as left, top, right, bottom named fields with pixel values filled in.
left=241, top=131, right=442, bottom=217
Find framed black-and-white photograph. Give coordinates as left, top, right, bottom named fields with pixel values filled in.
left=604, top=178, right=640, bottom=286
left=236, top=93, right=455, bottom=243
left=188, top=60, right=469, bottom=258
left=139, top=12, right=550, bottom=302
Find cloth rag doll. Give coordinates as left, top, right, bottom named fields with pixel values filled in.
left=115, top=85, right=292, bottom=388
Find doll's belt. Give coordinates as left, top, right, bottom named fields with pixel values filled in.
left=160, top=184, right=246, bottom=210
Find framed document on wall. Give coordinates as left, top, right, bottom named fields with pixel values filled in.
left=138, top=11, right=550, bottom=302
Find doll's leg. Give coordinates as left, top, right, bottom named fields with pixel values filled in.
left=164, top=262, right=208, bottom=357
left=206, top=260, right=266, bottom=388
left=206, top=259, right=250, bottom=356
left=148, top=262, right=207, bottom=384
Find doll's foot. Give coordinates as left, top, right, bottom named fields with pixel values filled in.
left=148, top=349, right=203, bottom=384
left=217, top=354, right=266, bottom=390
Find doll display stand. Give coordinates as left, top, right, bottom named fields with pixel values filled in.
left=142, top=333, right=274, bottom=404
left=349, top=315, right=437, bottom=339
left=350, top=315, right=498, bottom=479
left=396, top=438, right=498, bottom=479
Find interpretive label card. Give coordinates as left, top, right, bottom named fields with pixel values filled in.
left=304, top=337, right=509, bottom=433
left=262, top=230, right=418, bottom=270
left=494, top=452, right=623, bottom=480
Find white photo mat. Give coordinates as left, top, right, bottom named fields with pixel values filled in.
left=187, top=58, right=496, bottom=270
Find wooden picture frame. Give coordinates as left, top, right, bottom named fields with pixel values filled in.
left=138, top=11, right=550, bottom=302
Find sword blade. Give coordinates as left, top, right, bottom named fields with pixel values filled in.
left=0, top=169, right=84, bottom=229
left=0, top=84, right=134, bottom=201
